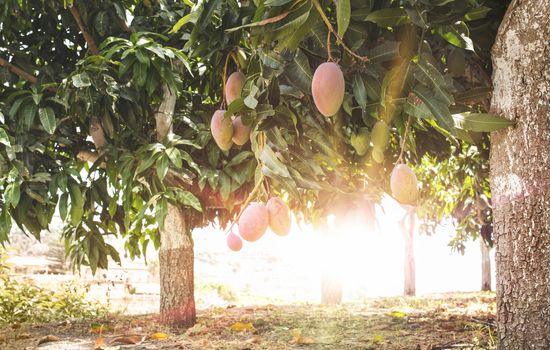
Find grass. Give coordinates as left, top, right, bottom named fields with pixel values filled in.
left=0, top=292, right=497, bottom=350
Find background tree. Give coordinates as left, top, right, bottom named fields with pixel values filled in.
left=0, top=0, right=512, bottom=329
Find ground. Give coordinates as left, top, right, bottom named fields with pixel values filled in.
left=0, top=292, right=496, bottom=350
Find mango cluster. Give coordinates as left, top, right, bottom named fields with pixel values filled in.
left=210, top=72, right=251, bottom=151
left=226, top=197, right=291, bottom=251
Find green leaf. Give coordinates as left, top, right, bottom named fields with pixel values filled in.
left=260, top=146, right=290, bottom=178
left=452, top=113, right=515, bottom=132
left=166, top=148, right=182, bottom=168
left=169, top=14, right=192, bottom=33
left=412, top=84, right=454, bottom=133
left=69, top=183, right=84, bottom=226
left=156, top=155, right=170, bottom=180
left=464, top=6, right=491, bottom=21
left=169, top=188, right=202, bottom=212
left=368, top=41, right=400, bottom=63
left=0, top=128, right=10, bottom=146
left=334, top=0, right=351, bottom=37
left=6, top=182, right=20, bottom=207
left=365, top=8, right=410, bottom=27
left=71, top=73, right=92, bottom=88
left=59, top=193, right=69, bottom=221
left=454, top=87, right=492, bottom=103
left=265, top=0, right=293, bottom=6
left=38, top=107, right=56, bottom=134
left=285, top=49, right=312, bottom=93
left=415, top=59, right=454, bottom=105
left=434, top=24, right=474, bottom=51
left=20, top=103, right=37, bottom=131
left=353, top=74, right=367, bottom=110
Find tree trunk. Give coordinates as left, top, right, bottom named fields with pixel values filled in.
left=480, top=239, right=491, bottom=292
left=159, top=205, right=196, bottom=327
left=320, top=227, right=342, bottom=305
left=401, top=210, right=416, bottom=297
left=490, top=1, right=550, bottom=348
left=321, top=269, right=342, bottom=305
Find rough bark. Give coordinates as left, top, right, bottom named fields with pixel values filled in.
left=480, top=239, right=491, bottom=292
left=490, top=1, right=550, bottom=348
left=402, top=210, right=416, bottom=297
left=159, top=205, right=196, bottom=327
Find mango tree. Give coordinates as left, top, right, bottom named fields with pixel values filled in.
left=0, top=0, right=512, bottom=330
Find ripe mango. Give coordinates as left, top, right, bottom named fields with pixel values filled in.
left=225, top=71, right=245, bottom=105
left=311, top=62, right=345, bottom=117
left=232, top=116, right=251, bottom=146
left=226, top=232, right=243, bottom=252
left=266, top=197, right=291, bottom=236
left=390, top=164, right=419, bottom=205
left=211, top=109, right=234, bottom=151
left=351, top=128, right=370, bottom=156
left=238, top=202, right=269, bottom=242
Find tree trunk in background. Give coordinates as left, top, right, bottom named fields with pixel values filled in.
left=490, top=1, right=550, bottom=348
left=321, top=227, right=342, bottom=305
left=480, top=239, right=491, bottom=292
left=402, top=210, right=416, bottom=297
left=159, top=205, right=196, bottom=327
left=321, top=269, right=342, bottom=305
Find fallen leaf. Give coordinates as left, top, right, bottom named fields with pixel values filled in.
left=149, top=332, right=169, bottom=341
left=419, top=345, right=433, bottom=350
left=111, top=335, right=144, bottom=345
left=390, top=310, right=407, bottom=319
left=95, top=336, right=106, bottom=350
left=186, top=323, right=208, bottom=336
left=230, top=322, right=255, bottom=332
left=245, top=336, right=261, bottom=344
left=37, top=335, right=60, bottom=345
left=290, top=329, right=315, bottom=345
left=372, top=334, right=385, bottom=344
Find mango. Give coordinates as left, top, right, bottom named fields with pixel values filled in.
left=232, top=116, right=251, bottom=145
left=351, top=128, right=370, bottom=156
left=371, top=147, right=385, bottom=164
left=211, top=109, right=234, bottom=151
left=238, top=202, right=269, bottom=242
left=266, top=197, right=291, bottom=236
left=390, top=164, right=419, bottom=205
left=226, top=232, right=243, bottom=252
left=225, top=71, right=246, bottom=105
left=371, top=120, right=390, bottom=150
left=311, top=62, right=345, bottom=117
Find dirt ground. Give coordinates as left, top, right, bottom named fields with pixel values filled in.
left=0, top=292, right=496, bottom=350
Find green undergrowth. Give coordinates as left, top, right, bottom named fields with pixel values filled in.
left=0, top=253, right=108, bottom=325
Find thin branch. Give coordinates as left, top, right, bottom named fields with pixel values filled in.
left=0, top=57, right=37, bottom=84
left=0, top=57, right=57, bottom=92
left=69, top=4, right=99, bottom=55
left=220, top=53, right=232, bottom=109
left=395, top=116, right=412, bottom=165
left=312, top=0, right=369, bottom=62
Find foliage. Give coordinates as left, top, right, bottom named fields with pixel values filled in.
left=0, top=0, right=509, bottom=270
left=0, top=252, right=107, bottom=324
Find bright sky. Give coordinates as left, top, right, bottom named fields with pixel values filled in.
left=192, top=196, right=495, bottom=304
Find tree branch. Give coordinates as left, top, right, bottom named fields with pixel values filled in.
left=155, top=84, right=176, bottom=141
left=69, top=4, right=99, bottom=55
left=0, top=57, right=38, bottom=84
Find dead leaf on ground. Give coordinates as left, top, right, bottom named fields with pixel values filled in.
left=111, top=335, right=145, bottom=345
left=372, top=334, right=385, bottom=345
left=290, top=329, right=316, bottom=345
left=245, top=336, right=261, bottom=344
left=230, top=322, right=255, bottom=332
left=94, top=336, right=106, bottom=350
left=419, top=345, right=433, bottom=350
left=149, top=332, right=169, bottom=341
left=37, top=335, right=59, bottom=345
left=186, top=323, right=208, bottom=336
